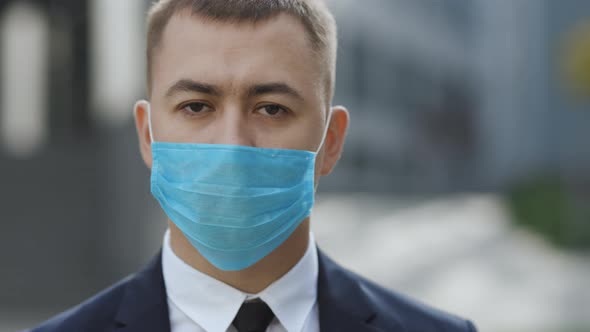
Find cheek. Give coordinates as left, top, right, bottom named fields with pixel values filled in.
left=148, top=108, right=172, bottom=141
left=150, top=107, right=210, bottom=143
left=312, top=148, right=326, bottom=187
left=298, top=116, right=328, bottom=151
left=253, top=117, right=325, bottom=151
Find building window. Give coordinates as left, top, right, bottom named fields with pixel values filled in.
left=0, top=2, right=49, bottom=158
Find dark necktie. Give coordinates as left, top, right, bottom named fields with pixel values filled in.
left=232, top=299, right=275, bottom=332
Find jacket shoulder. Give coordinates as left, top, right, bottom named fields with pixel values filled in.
left=28, top=275, right=132, bottom=332
left=355, top=273, right=476, bottom=332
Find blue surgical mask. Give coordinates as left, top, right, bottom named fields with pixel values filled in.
left=138, top=101, right=331, bottom=271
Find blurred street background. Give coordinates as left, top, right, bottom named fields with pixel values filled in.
left=1, top=0, right=589, bottom=331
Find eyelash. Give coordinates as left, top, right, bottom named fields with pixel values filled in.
left=254, top=104, right=291, bottom=118
left=178, top=102, right=213, bottom=117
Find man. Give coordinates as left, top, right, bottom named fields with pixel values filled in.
left=32, top=0, right=477, bottom=331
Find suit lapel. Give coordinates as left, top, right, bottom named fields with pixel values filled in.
left=114, top=252, right=171, bottom=332
left=317, top=250, right=404, bottom=332
left=110, top=248, right=404, bottom=332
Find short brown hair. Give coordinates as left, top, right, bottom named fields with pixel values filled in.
left=146, top=0, right=338, bottom=103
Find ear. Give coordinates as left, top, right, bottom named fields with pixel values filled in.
left=319, top=105, right=349, bottom=176
left=133, top=100, right=153, bottom=169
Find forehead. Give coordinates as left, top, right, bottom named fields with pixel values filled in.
left=151, top=12, right=323, bottom=100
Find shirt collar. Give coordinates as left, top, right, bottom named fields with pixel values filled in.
left=162, top=229, right=318, bottom=332
left=256, top=232, right=318, bottom=332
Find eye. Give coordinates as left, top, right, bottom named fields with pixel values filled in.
left=181, top=102, right=213, bottom=115
left=255, top=104, right=289, bottom=117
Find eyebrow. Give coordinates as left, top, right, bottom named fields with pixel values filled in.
left=165, top=79, right=304, bottom=102
left=247, top=82, right=305, bottom=102
left=165, top=79, right=222, bottom=98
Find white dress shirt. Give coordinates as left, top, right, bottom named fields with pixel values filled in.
left=162, top=230, right=320, bottom=332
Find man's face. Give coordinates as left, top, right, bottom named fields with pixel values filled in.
left=135, top=11, right=348, bottom=180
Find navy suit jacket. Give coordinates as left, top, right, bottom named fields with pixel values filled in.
left=30, top=250, right=477, bottom=332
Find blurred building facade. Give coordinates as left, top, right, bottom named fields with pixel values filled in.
left=0, top=0, right=156, bottom=317
left=326, top=0, right=590, bottom=193
left=326, top=0, right=477, bottom=193
left=0, top=0, right=588, bottom=325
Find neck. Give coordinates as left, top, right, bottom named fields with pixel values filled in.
left=168, top=219, right=310, bottom=294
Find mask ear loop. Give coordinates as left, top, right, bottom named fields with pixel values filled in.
left=135, top=100, right=155, bottom=144
left=315, top=108, right=333, bottom=154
